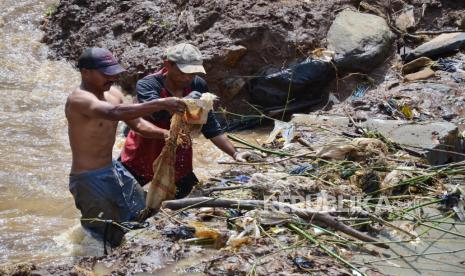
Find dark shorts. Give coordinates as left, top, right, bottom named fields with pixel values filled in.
left=69, top=160, right=146, bottom=246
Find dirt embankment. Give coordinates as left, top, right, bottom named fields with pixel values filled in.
left=41, top=0, right=355, bottom=105
left=41, top=0, right=465, bottom=116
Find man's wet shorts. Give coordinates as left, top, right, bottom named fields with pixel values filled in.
left=69, top=160, right=145, bottom=246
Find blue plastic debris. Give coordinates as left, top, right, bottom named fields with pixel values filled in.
left=289, top=163, right=314, bottom=175
left=351, top=83, right=370, bottom=100
left=432, top=58, right=457, bottom=73
left=452, top=75, right=465, bottom=83
left=220, top=175, right=251, bottom=186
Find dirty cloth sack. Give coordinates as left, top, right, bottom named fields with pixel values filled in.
left=145, top=93, right=217, bottom=213
left=316, top=138, right=388, bottom=161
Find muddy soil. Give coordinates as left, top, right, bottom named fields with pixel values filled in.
left=41, top=0, right=357, bottom=108
left=41, top=1, right=465, bottom=106
left=328, top=51, right=465, bottom=124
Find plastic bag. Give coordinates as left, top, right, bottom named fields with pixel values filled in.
left=380, top=167, right=414, bottom=196
left=226, top=216, right=260, bottom=249
left=266, top=120, right=295, bottom=147
left=249, top=58, right=335, bottom=108
left=316, top=138, right=388, bottom=161
left=189, top=221, right=221, bottom=240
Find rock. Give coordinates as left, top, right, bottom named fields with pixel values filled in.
left=223, top=77, right=245, bottom=99
left=0, top=17, right=5, bottom=28
left=363, top=119, right=462, bottom=165
left=192, top=10, right=220, bottom=33
left=403, top=67, right=435, bottom=82
left=132, top=26, right=148, bottom=39
left=402, top=57, right=433, bottom=75
left=395, top=6, right=415, bottom=32
left=291, top=114, right=464, bottom=165
left=327, top=9, right=395, bottom=72
left=422, top=83, right=453, bottom=94
left=112, top=20, right=125, bottom=34
left=224, top=45, right=247, bottom=68
left=404, top=32, right=465, bottom=62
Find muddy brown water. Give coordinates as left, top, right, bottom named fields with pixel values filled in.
left=0, top=0, right=266, bottom=267
left=0, top=0, right=79, bottom=266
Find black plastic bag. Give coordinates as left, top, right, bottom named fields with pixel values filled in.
left=249, top=58, right=335, bottom=108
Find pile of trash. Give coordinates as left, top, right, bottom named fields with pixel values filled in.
left=20, top=117, right=461, bottom=275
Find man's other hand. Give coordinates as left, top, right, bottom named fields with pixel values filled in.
left=160, top=97, right=186, bottom=113
left=184, top=91, right=202, bottom=100
left=234, top=151, right=264, bottom=162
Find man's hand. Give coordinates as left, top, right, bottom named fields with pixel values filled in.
left=184, top=90, right=202, bottom=100
left=162, top=129, right=170, bottom=139
left=159, top=97, right=186, bottom=113
left=234, top=151, right=265, bottom=162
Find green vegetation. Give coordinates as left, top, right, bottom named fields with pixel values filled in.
left=146, top=17, right=155, bottom=26
left=45, top=4, right=58, bottom=17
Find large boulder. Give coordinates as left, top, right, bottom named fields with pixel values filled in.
left=327, top=9, right=395, bottom=72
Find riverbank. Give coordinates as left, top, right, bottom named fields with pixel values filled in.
left=3, top=118, right=465, bottom=275
left=40, top=0, right=465, bottom=117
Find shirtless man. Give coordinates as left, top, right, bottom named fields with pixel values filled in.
left=65, top=47, right=185, bottom=246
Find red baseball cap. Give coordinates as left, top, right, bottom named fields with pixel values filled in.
left=77, top=47, right=126, bottom=75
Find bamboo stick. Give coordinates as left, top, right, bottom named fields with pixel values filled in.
left=162, top=197, right=389, bottom=249
left=288, top=223, right=367, bottom=276
left=227, top=134, right=292, bottom=157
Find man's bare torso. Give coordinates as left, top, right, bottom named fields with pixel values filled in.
left=66, top=87, right=122, bottom=174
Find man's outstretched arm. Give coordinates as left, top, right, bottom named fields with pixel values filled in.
left=68, top=90, right=185, bottom=121
left=125, top=118, right=169, bottom=139
left=210, top=134, right=237, bottom=158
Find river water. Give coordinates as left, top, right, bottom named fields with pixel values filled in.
left=0, top=0, right=81, bottom=266
left=0, top=0, right=267, bottom=267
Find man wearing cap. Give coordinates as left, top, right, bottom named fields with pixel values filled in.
left=120, top=43, right=255, bottom=198
left=66, top=47, right=185, bottom=246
